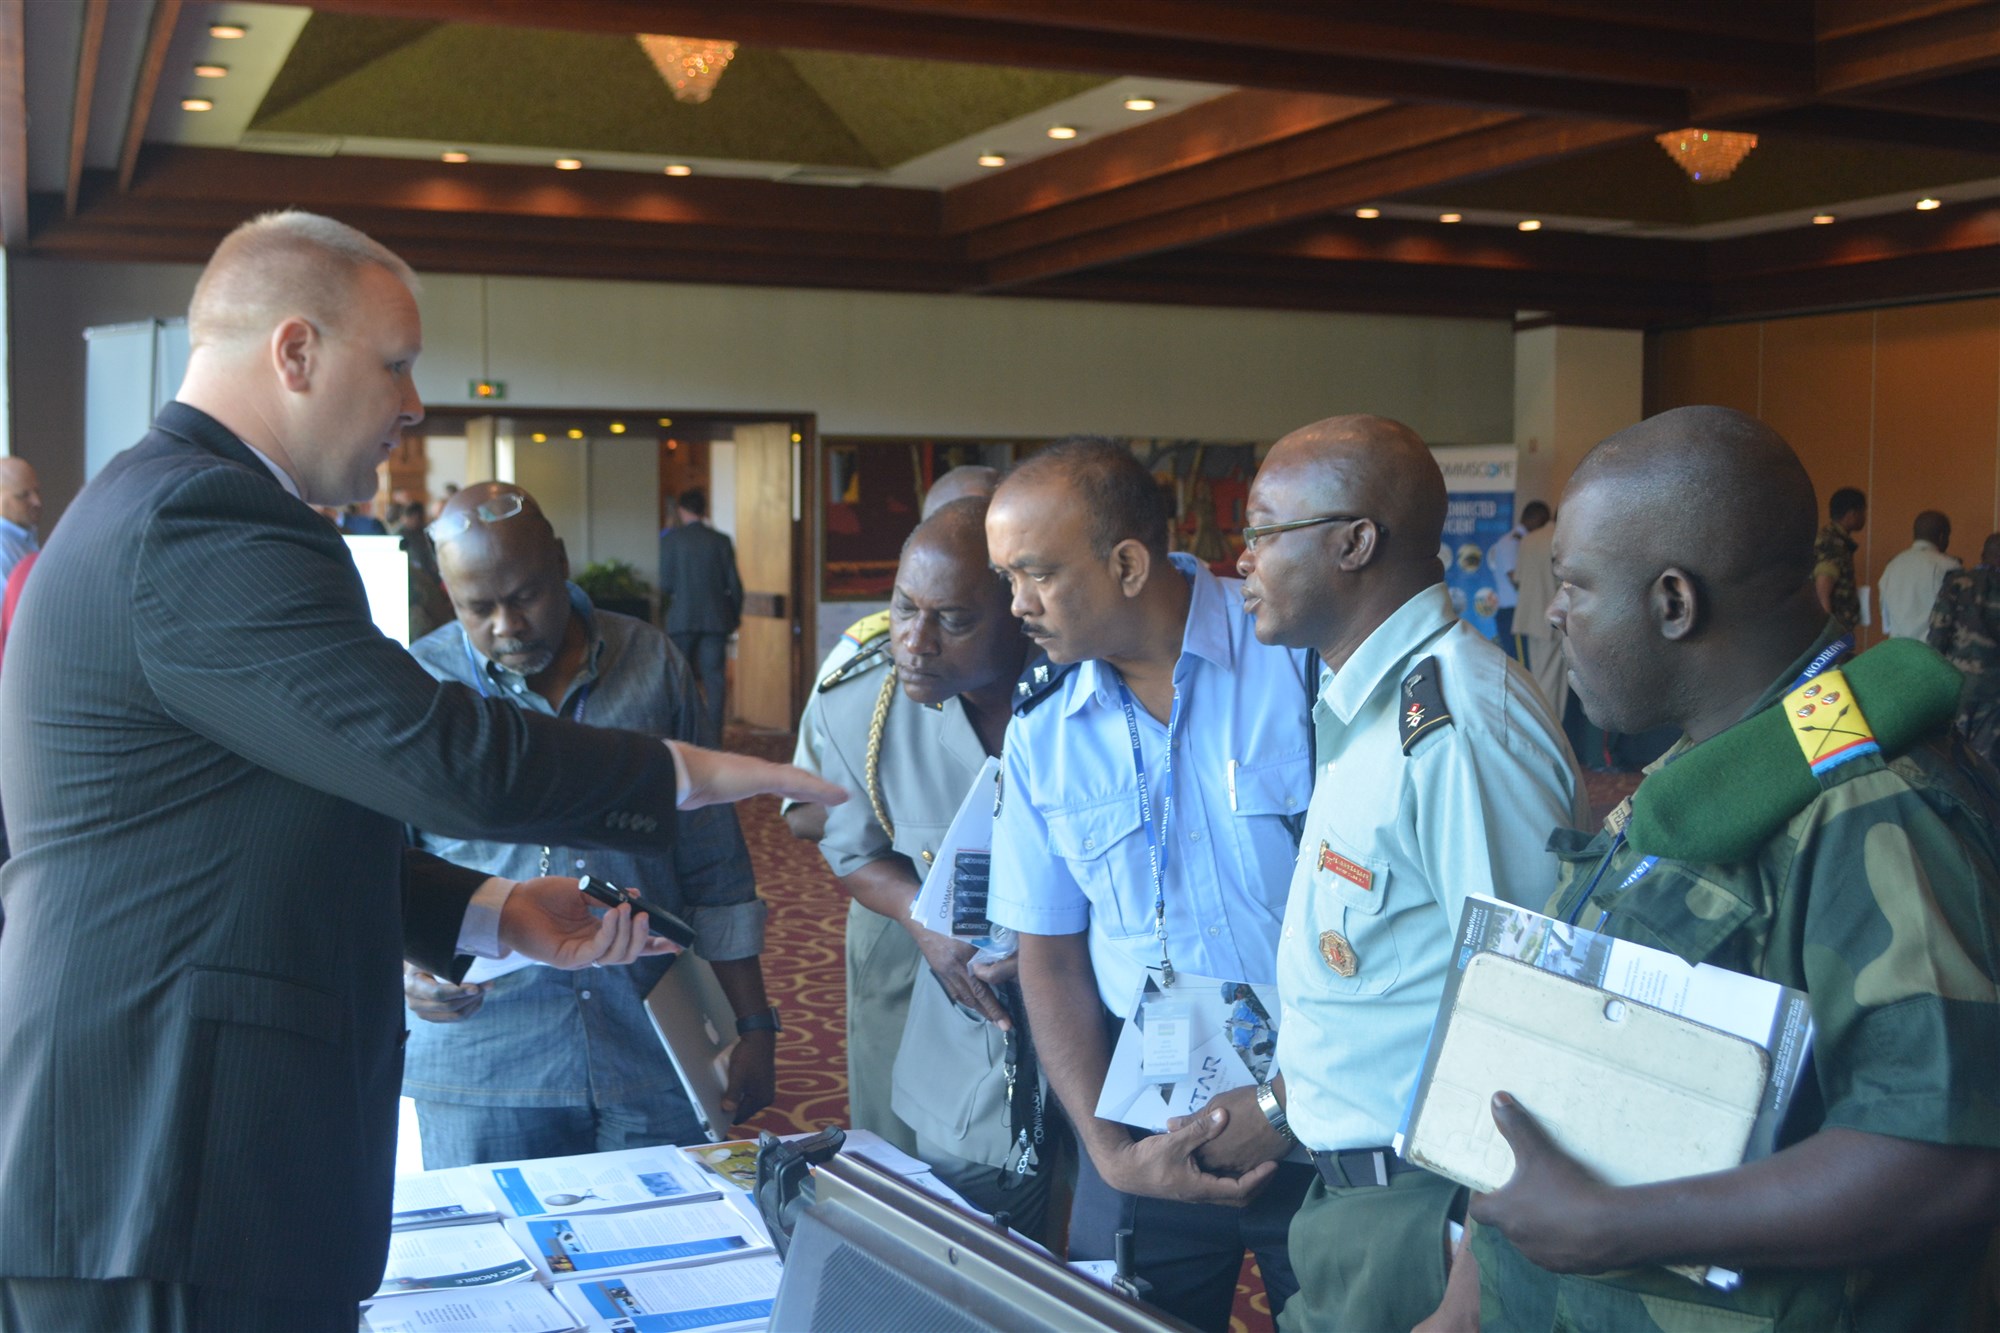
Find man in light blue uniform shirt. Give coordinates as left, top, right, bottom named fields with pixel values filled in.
left=1198, top=416, right=1585, bottom=1332
left=0, top=458, right=40, bottom=584
left=985, top=439, right=1316, bottom=1333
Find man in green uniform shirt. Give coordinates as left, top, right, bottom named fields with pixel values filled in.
left=1929, top=531, right=2000, bottom=766
left=1455, top=406, right=2000, bottom=1332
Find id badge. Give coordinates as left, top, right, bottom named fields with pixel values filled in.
left=1139, top=995, right=1192, bottom=1082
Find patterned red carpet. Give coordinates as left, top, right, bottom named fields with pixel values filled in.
left=730, top=723, right=1642, bottom=1333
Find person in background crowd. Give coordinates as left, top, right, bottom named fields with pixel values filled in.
left=1449, top=406, right=2000, bottom=1333
left=339, top=501, right=387, bottom=534
left=1814, top=486, right=1866, bottom=631
left=0, top=458, right=40, bottom=584
left=1510, top=504, right=1566, bottom=718
left=1486, top=500, right=1550, bottom=660
left=807, top=498, right=1056, bottom=1235
left=985, top=439, right=1316, bottom=1333
left=657, top=487, right=743, bottom=741
left=785, top=464, right=1000, bottom=844
left=1202, top=416, right=1582, bottom=1333
left=1928, top=531, right=2000, bottom=767
left=1879, top=509, right=1960, bottom=640
left=401, top=482, right=777, bottom=1166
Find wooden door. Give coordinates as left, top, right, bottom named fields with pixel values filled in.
left=732, top=422, right=796, bottom=730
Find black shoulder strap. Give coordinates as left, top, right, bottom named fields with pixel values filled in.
left=1399, top=654, right=1453, bottom=754
left=817, top=637, right=890, bottom=693
left=1012, top=651, right=1076, bottom=716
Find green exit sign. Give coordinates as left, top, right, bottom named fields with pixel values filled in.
left=469, top=379, right=507, bottom=400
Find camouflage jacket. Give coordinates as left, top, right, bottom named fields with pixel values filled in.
left=1475, top=628, right=2000, bottom=1333
left=1930, top=565, right=2000, bottom=759
left=1813, top=522, right=1861, bottom=631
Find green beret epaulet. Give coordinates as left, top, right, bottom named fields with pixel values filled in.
left=1012, top=651, right=1074, bottom=716
left=1399, top=655, right=1452, bottom=754
left=1626, top=637, right=1962, bottom=864
left=817, top=638, right=890, bottom=693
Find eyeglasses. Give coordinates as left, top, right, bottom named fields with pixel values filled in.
left=1239, top=513, right=1386, bottom=552
left=426, top=491, right=526, bottom=545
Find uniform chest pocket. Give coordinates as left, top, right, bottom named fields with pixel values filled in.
left=1229, top=752, right=1313, bottom=847
left=1304, top=832, right=1400, bottom=995
left=1045, top=799, right=1149, bottom=939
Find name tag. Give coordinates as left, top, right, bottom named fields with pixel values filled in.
left=1139, top=998, right=1192, bottom=1081
left=1319, top=842, right=1374, bottom=892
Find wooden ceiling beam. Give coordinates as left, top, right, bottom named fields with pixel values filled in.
left=1815, top=0, right=1990, bottom=42
left=117, top=0, right=179, bottom=192
left=943, top=90, right=1388, bottom=236
left=1743, top=101, right=2000, bottom=152
left=1446, top=0, right=1810, bottom=45
left=1817, top=3, right=2000, bottom=94
left=791, top=0, right=1812, bottom=94
left=978, top=116, right=1644, bottom=288
left=282, top=0, right=1692, bottom=120
left=965, top=104, right=1521, bottom=262
left=1834, top=78, right=2000, bottom=122
left=0, top=0, right=23, bottom=249
left=126, top=145, right=943, bottom=238
left=64, top=0, right=109, bottom=218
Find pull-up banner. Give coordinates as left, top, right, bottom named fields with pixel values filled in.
left=1430, top=446, right=1518, bottom=642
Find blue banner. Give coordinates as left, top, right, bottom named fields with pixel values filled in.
left=1430, top=446, right=1519, bottom=641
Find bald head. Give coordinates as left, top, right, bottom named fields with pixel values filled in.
left=1567, top=405, right=1816, bottom=608
left=905, top=496, right=994, bottom=567
left=433, top=482, right=560, bottom=569
left=922, top=466, right=999, bottom=519
left=0, top=457, right=39, bottom=531
left=891, top=497, right=1022, bottom=705
left=1262, top=414, right=1448, bottom=559
left=189, top=210, right=418, bottom=353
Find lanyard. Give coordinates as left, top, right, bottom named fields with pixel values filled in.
left=1118, top=678, right=1184, bottom=987
left=1564, top=634, right=1855, bottom=928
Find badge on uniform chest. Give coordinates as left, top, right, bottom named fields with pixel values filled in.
left=1318, top=930, right=1358, bottom=977
left=1319, top=842, right=1374, bottom=892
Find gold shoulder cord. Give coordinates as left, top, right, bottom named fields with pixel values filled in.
left=865, top=666, right=898, bottom=840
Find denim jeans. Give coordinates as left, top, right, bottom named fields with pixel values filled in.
left=413, top=1094, right=706, bottom=1170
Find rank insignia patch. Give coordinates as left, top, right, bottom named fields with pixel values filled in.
left=1319, top=930, right=1358, bottom=977
left=1399, top=655, right=1452, bottom=753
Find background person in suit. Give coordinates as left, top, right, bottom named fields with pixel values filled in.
left=0, top=210, right=840, bottom=1333
left=657, top=488, right=743, bottom=739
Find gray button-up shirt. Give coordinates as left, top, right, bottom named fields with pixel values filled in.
left=403, top=585, right=762, bottom=1107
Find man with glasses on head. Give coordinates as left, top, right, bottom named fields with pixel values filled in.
left=1197, top=415, right=1584, bottom=1333
left=985, top=439, right=1316, bottom=1333
left=400, top=482, right=777, bottom=1167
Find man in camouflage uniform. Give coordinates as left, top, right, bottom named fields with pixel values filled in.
left=1929, top=532, right=2000, bottom=766
left=1812, top=485, right=1866, bottom=631
left=1452, top=407, right=2000, bottom=1332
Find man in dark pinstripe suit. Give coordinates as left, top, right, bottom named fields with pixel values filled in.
left=0, top=212, right=839, bottom=1332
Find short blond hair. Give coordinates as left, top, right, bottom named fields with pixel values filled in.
left=188, top=210, right=419, bottom=350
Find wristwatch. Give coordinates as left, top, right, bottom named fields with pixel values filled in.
left=735, top=1006, right=782, bottom=1036
left=1255, top=1080, right=1294, bottom=1143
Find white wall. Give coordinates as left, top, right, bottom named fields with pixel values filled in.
left=13, top=256, right=1517, bottom=526
left=1512, top=325, right=1644, bottom=509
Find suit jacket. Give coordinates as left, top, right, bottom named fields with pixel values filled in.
left=657, top=521, right=743, bottom=634
left=0, top=403, right=685, bottom=1302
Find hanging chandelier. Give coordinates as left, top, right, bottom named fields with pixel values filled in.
left=1655, top=128, right=1759, bottom=184
left=637, top=34, right=738, bottom=104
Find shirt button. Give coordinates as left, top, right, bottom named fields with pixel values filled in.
left=580, top=989, right=592, bottom=1000
left=1189, top=829, right=1202, bottom=841
left=1083, top=838, right=1095, bottom=850
left=1207, top=926, right=1218, bottom=936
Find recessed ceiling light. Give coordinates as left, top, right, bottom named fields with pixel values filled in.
left=1123, top=97, right=1157, bottom=112
left=193, top=64, right=228, bottom=79
left=440, top=151, right=469, bottom=164
left=977, top=152, right=1007, bottom=168
left=209, top=23, right=247, bottom=39
left=531, top=432, right=548, bottom=443
left=1046, top=125, right=1078, bottom=140
left=554, top=158, right=583, bottom=171
left=181, top=98, right=214, bottom=112
left=1517, top=218, right=1543, bottom=231
left=1354, top=207, right=1381, bottom=219
left=609, top=422, right=627, bottom=434
left=664, top=163, right=693, bottom=177
left=1916, top=196, right=1941, bottom=210
left=1438, top=212, right=1463, bottom=223
left=567, top=428, right=585, bottom=440
left=1812, top=213, right=1835, bottom=225
left=658, top=416, right=673, bottom=427
left=790, top=431, right=803, bottom=444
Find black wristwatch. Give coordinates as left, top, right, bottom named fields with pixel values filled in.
left=735, top=1006, right=782, bottom=1036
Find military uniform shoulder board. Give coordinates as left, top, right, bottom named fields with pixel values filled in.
left=1012, top=651, right=1076, bottom=716
left=840, top=609, right=892, bottom=648
left=1399, top=655, right=1452, bottom=754
left=817, top=637, right=891, bottom=693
